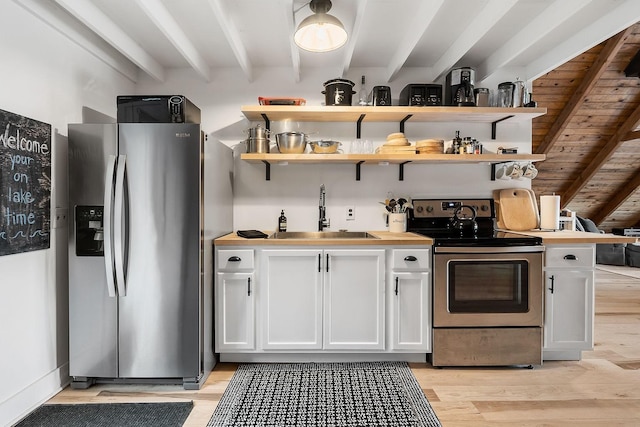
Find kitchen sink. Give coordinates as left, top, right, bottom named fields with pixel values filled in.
left=268, top=231, right=379, bottom=239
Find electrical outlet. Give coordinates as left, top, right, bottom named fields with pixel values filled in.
left=346, top=206, right=355, bottom=221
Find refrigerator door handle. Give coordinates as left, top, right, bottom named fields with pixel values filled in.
left=113, top=154, right=127, bottom=296
left=103, top=155, right=117, bottom=297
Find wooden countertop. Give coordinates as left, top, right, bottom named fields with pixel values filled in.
left=215, top=231, right=433, bottom=246
left=503, top=229, right=639, bottom=244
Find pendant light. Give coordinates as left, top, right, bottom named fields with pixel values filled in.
left=294, top=0, right=347, bottom=52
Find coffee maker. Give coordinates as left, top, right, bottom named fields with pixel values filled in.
left=445, top=67, right=476, bottom=106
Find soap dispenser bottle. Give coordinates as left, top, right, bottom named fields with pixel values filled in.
left=278, top=210, right=287, bottom=232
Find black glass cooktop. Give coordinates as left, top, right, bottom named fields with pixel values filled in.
left=410, top=229, right=543, bottom=247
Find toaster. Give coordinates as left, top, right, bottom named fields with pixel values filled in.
left=399, top=84, right=442, bottom=106
left=371, top=86, right=392, bottom=106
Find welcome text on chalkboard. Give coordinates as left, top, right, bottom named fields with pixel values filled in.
left=0, top=109, right=51, bottom=256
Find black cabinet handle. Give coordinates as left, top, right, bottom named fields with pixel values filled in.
left=326, top=253, right=329, bottom=272
left=404, top=255, right=417, bottom=262
left=564, top=254, right=577, bottom=261
left=247, top=277, right=251, bottom=296
left=228, top=256, right=241, bottom=262
left=548, top=275, right=554, bottom=294
left=395, top=277, right=399, bottom=295
left=318, top=254, right=321, bottom=272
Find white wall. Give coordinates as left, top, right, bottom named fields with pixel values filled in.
left=0, top=3, right=134, bottom=426
left=136, top=67, right=533, bottom=233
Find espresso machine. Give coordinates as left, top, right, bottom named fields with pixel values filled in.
left=445, top=67, right=476, bottom=106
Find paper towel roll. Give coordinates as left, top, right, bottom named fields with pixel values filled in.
left=540, top=195, right=560, bottom=230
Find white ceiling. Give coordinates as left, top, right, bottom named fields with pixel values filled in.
left=16, top=0, right=640, bottom=84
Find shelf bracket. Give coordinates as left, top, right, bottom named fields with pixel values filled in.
left=356, top=114, right=365, bottom=139
left=491, top=115, right=514, bottom=139
left=261, top=113, right=270, bottom=131
left=355, top=161, right=364, bottom=181
left=399, top=115, right=412, bottom=133
left=261, top=160, right=271, bottom=180
left=399, top=161, right=411, bottom=181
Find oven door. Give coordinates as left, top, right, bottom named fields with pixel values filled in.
left=433, top=247, right=543, bottom=327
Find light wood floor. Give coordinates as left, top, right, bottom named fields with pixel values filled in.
left=47, top=267, right=640, bottom=426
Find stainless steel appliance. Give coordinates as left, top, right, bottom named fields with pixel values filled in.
left=445, top=67, right=475, bottom=106
left=116, top=95, right=201, bottom=123
left=371, top=86, right=392, bottom=106
left=68, top=117, right=233, bottom=389
left=399, top=84, right=442, bottom=106
left=407, top=198, right=544, bottom=367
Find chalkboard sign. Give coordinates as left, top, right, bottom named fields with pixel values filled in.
left=0, top=109, right=51, bottom=256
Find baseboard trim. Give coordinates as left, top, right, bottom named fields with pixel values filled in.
left=2, top=363, right=70, bottom=427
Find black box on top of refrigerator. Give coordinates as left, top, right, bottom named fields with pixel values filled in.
left=117, top=95, right=201, bottom=124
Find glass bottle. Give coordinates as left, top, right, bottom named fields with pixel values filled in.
left=358, top=75, right=369, bottom=106
left=278, top=210, right=287, bottom=232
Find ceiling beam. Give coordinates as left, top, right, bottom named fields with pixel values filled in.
left=285, top=0, right=301, bottom=83
left=590, top=168, right=640, bottom=226
left=535, top=26, right=633, bottom=155
left=623, top=129, right=640, bottom=142
left=385, top=0, right=444, bottom=83
left=341, top=0, right=367, bottom=76
left=16, top=0, right=138, bottom=82
left=54, top=0, right=164, bottom=82
left=135, top=0, right=210, bottom=82
left=341, top=0, right=369, bottom=77
left=429, top=0, right=518, bottom=83
left=476, top=0, right=593, bottom=82
left=561, top=102, right=640, bottom=208
left=207, top=0, right=253, bottom=82
left=526, top=0, right=640, bottom=81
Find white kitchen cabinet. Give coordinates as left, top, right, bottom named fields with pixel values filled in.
left=543, top=244, right=595, bottom=360
left=215, top=249, right=255, bottom=351
left=259, top=248, right=385, bottom=351
left=323, top=249, right=385, bottom=350
left=260, top=249, right=323, bottom=349
left=388, top=249, right=431, bottom=352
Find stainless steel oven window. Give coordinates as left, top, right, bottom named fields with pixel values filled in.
left=448, top=260, right=529, bottom=313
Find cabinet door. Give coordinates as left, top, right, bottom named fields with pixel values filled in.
left=391, top=272, right=431, bottom=351
left=324, top=249, right=385, bottom=350
left=260, top=250, right=323, bottom=349
left=544, top=270, right=594, bottom=351
left=216, top=272, right=255, bottom=351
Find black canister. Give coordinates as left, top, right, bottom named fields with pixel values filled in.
left=322, top=78, right=356, bottom=106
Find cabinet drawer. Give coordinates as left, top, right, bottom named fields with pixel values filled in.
left=217, top=249, right=254, bottom=270
left=545, top=246, right=595, bottom=269
left=391, top=249, right=430, bottom=270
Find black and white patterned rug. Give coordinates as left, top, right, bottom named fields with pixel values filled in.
left=208, top=362, right=441, bottom=427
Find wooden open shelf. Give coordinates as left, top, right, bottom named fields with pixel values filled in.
left=241, top=153, right=546, bottom=181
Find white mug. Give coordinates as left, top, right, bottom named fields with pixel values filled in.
left=523, top=163, right=538, bottom=179
left=495, top=164, right=511, bottom=180
left=506, top=163, right=523, bottom=179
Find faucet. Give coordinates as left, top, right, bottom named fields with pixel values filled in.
left=318, top=184, right=330, bottom=231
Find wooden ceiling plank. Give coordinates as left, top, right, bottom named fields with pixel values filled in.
left=207, top=0, right=254, bottom=82
left=54, top=0, right=165, bottom=82
left=477, top=0, right=593, bottom=82
left=535, top=26, right=633, bottom=155
left=135, top=0, right=210, bottom=82
left=430, top=0, right=518, bottom=83
left=590, top=168, right=640, bottom=225
left=561, top=101, right=640, bottom=207
left=385, top=0, right=444, bottom=83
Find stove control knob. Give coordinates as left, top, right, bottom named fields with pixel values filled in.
left=416, top=206, right=424, bottom=213
left=480, top=205, right=489, bottom=212
left=426, top=206, right=434, bottom=213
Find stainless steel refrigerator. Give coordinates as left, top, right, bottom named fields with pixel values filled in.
left=67, top=122, right=232, bottom=389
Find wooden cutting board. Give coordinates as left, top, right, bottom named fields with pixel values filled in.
left=495, top=188, right=539, bottom=231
